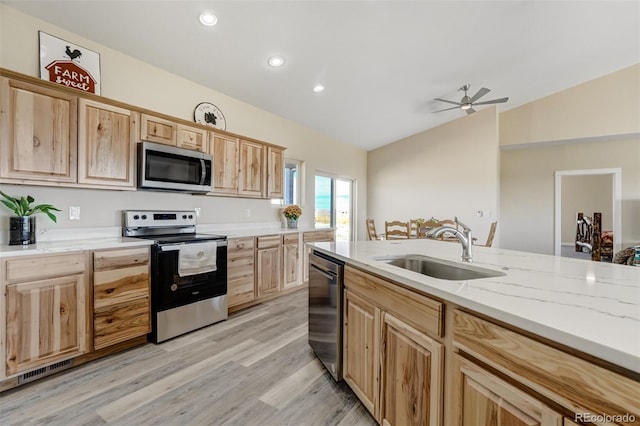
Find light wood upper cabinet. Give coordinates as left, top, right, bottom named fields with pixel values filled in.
left=139, top=113, right=176, bottom=146
left=238, top=139, right=265, bottom=198
left=3, top=252, right=88, bottom=377
left=77, top=99, right=136, bottom=187
left=177, top=124, right=207, bottom=152
left=0, top=77, right=77, bottom=183
left=210, top=132, right=240, bottom=195
left=452, top=354, right=562, bottom=426
left=227, top=237, right=256, bottom=308
left=267, top=146, right=284, bottom=198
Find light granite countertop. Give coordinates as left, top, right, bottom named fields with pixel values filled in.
left=0, top=237, right=153, bottom=258
left=310, top=239, right=640, bottom=373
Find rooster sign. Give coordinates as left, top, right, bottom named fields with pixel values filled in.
left=39, top=31, right=101, bottom=95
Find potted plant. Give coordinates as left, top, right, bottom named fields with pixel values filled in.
left=0, top=191, right=61, bottom=245
left=283, top=204, right=302, bottom=229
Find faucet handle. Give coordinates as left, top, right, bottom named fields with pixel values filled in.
left=454, top=216, right=471, bottom=232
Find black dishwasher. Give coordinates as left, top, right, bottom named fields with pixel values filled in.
left=308, top=250, right=344, bottom=381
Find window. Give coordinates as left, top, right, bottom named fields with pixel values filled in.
left=314, top=173, right=354, bottom=241
left=274, top=158, right=304, bottom=207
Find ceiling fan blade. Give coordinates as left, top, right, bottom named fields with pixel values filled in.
left=433, top=106, right=460, bottom=113
left=470, top=87, right=490, bottom=102
left=473, top=97, right=509, bottom=106
left=466, top=107, right=476, bottom=115
left=434, top=98, right=461, bottom=106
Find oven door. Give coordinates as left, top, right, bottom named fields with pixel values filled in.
left=138, top=141, right=212, bottom=193
left=151, top=240, right=227, bottom=312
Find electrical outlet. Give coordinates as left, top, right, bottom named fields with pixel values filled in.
left=245, top=208, right=251, bottom=217
left=194, top=207, right=201, bottom=217
left=69, top=206, right=81, bottom=220
left=476, top=210, right=483, bottom=217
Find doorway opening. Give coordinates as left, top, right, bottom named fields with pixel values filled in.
left=554, top=168, right=622, bottom=258
left=314, top=173, right=354, bottom=241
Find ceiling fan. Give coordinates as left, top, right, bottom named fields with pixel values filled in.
left=433, top=84, right=509, bottom=115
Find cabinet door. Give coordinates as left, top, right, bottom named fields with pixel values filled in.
left=282, top=234, right=300, bottom=289
left=210, top=132, right=240, bottom=194
left=6, top=275, right=87, bottom=376
left=0, top=77, right=77, bottom=183
left=344, top=289, right=380, bottom=417
left=227, top=237, right=255, bottom=307
left=380, top=313, right=443, bottom=426
left=177, top=124, right=207, bottom=152
left=452, top=354, right=563, bottom=426
left=77, top=99, right=135, bottom=187
left=267, top=146, right=284, bottom=198
left=256, top=247, right=281, bottom=298
left=238, top=140, right=265, bottom=198
left=140, top=114, right=176, bottom=145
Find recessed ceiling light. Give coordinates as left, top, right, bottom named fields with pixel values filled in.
left=312, top=84, right=325, bottom=93
left=199, top=12, right=218, bottom=26
left=267, top=56, right=285, bottom=67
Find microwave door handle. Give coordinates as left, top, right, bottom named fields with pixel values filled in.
left=200, top=159, right=206, bottom=185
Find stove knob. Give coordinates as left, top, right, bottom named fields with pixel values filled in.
left=182, top=214, right=187, bottom=219
left=188, top=215, right=193, bottom=219
left=141, top=214, right=147, bottom=220
left=133, top=215, right=140, bottom=220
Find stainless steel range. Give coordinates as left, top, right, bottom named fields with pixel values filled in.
left=123, top=210, right=228, bottom=343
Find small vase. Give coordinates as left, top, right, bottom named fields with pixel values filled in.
left=9, top=216, right=36, bottom=245
left=286, top=218, right=298, bottom=229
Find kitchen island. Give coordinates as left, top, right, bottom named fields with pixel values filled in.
left=310, top=239, right=639, bottom=425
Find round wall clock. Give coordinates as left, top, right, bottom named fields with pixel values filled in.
left=194, top=102, right=226, bottom=130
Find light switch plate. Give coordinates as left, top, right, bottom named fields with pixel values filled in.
left=69, top=206, right=81, bottom=220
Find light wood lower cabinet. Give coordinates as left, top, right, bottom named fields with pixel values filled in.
left=452, top=354, right=562, bottom=426
left=303, top=229, right=335, bottom=282
left=344, top=267, right=444, bottom=425
left=282, top=233, right=301, bottom=290
left=3, top=252, right=88, bottom=377
left=92, top=247, right=150, bottom=350
left=256, top=235, right=281, bottom=298
left=227, top=237, right=256, bottom=307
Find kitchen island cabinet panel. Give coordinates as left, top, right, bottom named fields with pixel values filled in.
left=452, top=354, right=562, bottom=426
left=0, top=77, right=77, bottom=183
left=78, top=99, right=135, bottom=188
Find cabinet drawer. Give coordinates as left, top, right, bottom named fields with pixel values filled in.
left=344, top=266, right=443, bottom=338
left=94, top=247, right=149, bottom=271
left=228, top=237, right=255, bottom=257
left=283, top=233, right=299, bottom=244
left=453, top=310, right=640, bottom=422
left=5, top=252, right=85, bottom=282
left=94, top=265, right=149, bottom=309
left=257, top=235, right=281, bottom=249
left=303, top=230, right=335, bottom=243
left=94, top=299, right=150, bottom=350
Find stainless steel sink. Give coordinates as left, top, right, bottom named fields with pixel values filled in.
left=377, top=255, right=506, bottom=281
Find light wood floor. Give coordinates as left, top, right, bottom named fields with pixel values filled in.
left=0, top=289, right=376, bottom=426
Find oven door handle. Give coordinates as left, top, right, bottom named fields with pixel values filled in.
left=160, top=241, right=228, bottom=251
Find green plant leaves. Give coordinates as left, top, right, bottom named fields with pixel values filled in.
left=0, top=191, right=60, bottom=222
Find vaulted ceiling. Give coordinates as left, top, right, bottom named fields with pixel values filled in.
left=6, top=1, right=639, bottom=150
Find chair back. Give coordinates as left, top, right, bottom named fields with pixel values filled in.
left=385, top=220, right=410, bottom=239
left=366, top=218, right=379, bottom=240
left=484, top=221, right=497, bottom=247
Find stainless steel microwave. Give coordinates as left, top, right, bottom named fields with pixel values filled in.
left=138, top=141, right=213, bottom=193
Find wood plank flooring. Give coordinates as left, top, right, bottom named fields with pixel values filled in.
left=0, top=288, right=376, bottom=425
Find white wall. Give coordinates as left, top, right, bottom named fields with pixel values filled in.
left=561, top=174, right=613, bottom=244
left=367, top=107, right=500, bottom=244
left=0, top=5, right=367, bottom=236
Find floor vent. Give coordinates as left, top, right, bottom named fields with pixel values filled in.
left=18, top=359, right=74, bottom=384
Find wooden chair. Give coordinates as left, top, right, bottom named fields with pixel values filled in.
left=366, top=218, right=382, bottom=240
left=385, top=220, right=410, bottom=239
left=476, top=221, right=497, bottom=247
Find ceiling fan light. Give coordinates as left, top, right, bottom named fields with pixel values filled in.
left=199, top=12, right=218, bottom=26
left=460, top=103, right=472, bottom=110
